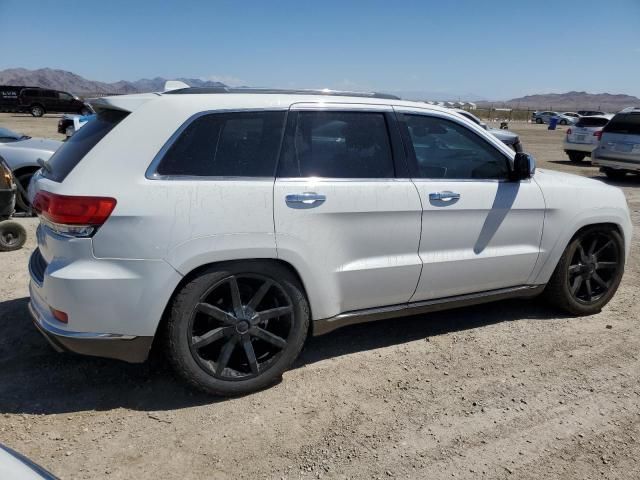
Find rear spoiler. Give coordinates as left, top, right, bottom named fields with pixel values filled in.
left=88, top=92, right=161, bottom=113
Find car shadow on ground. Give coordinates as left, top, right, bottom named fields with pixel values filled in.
left=0, top=295, right=563, bottom=415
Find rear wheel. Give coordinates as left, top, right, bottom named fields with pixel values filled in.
left=30, top=105, right=44, bottom=117
left=603, top=168, right=627, bottom=180
left=165, top=261, right=309, bottom=396
left=559, top=119, right=568, bottom=125
left=535, top=118, right=543, bottom=124
left=80, top=107, right=91, bottom=116
left=567, top=151, right=586, bottom=163
left=14, top=171, right=35, bottom=213
left=0, top=220, right=27, bottom=251
left=544, top=226, right=624, bottom=315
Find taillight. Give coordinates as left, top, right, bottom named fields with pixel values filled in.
left=566, top=128, right=572, bottom=135
left=594, top=130, right=602, bottom=140
left=32, top=191, right=116, bottom=237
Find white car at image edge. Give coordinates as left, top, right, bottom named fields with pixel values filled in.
left=27, top=87, right=632, bottom=396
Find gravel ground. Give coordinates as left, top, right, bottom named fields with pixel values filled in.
left=0, top=116, right=639, bottom=479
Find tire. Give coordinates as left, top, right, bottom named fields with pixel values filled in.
left=603, top=168, right=626, bottom=180
left=567, top=151, right=586, bottom=163
left=535, top=118, right=543, bottom=124
left=80, top=107, right=91, bottom=116
left=0, top=220, right=27, bottom=251
left=14, top=171, right=35, bottom=213
left=165, top=261, right=310, bottom=396
left=544, top=225, right=624, bottom=315
left=30, top=105, right=45, bottom=117
left=559, top=119, right=568, bottom=125
left=65, top=125, right=75, bottom=138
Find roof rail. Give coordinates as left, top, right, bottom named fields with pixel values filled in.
left=163, top=86, right=401, bottom=100
left=619, top=106, right=640, bottom=113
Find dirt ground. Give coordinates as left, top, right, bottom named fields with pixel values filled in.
left=0, top=114, right=639, bottom=480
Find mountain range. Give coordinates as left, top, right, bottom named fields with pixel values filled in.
left=0, top=68, right=226, bottom=94
left=1, top=69, right=639, bottom=112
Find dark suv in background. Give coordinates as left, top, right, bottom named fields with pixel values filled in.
left=18, top=88, right=92, bottom=117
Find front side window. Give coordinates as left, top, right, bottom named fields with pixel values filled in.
left=156, top=111, right=286, bottom=177
left=278, top=111, right=395, bottom=178
left=403, top=114, right=510, bottom=180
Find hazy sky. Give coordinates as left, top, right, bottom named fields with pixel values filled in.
left=1, top=0, right=639, bottom=100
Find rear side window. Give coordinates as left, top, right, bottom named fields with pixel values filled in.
left=576, top=117, right=609, bottom=128
left=156, top=111, right=285, bottom=177
left=278, top=111, right=395, bottom=178
left=603, top=113, right=640, bottom=135
left=43, top=109, right=129, bottom=182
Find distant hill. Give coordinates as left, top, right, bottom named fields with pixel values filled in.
left=478, top=91, right=640, bottom=112
left=0, top=67, right=226, bottom=95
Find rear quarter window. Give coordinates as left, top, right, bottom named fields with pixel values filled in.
left=576, top=117, right=609, bottom=128
left=603, top=114, right=640, bottom=135
left=43, top=109, right=129, bottom=182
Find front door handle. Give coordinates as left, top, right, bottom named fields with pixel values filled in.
left=429, top=191, right=461, bottom=201
left=285, top=192, right=326, bottom=209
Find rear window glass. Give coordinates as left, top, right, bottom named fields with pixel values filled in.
left=156, top=111, right=286, bottom=177
left=576, top=117, right=609, bottom=128
left=603, top=113, right=640, bottom=135
left=43, top=109, right=129, bottom=182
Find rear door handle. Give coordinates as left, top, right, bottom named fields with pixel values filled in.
left=285, top=192, right=326, bottom=209
left=429, top=191, right=461, bottom=201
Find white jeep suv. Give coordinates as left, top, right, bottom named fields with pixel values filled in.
left=28, top=88, right=632, bottom=396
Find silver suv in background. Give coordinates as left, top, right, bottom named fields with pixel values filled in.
left=563, top=115, right=612, bottom=162
left=592, top=108, right=640, bottom=179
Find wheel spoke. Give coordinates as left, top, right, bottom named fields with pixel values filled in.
left=587, top=237, right=598, bottom=256
left=242, top=338, right=260, bottom=375
left=196, top=302, right=237, bottom=325
left=192, top=327, right=229, bottom=349
left=216, top=338, right=237, bottom=376
left=577, top=243, right=588, bottom=263
left=593, top=240, right=613, bottom=259
left=585, top=279, right=593, bottom=301
left=255, top=306, right=293, bottom=323
left=596, top=261, right=617, bottom=270
left=592, top=272, right=610, bottom=290
left=571, top=275, right=583, bottom=295
left=246, top=280, right=273, bottom=310
left=251, top=327, right=287, bottom=349
left=228, top=276, right=243, bottom=315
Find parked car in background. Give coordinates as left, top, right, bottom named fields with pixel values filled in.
left=578, top=110, right=605, bottom=117
left=27, top=88, right=630, bottom=396
left=0, top=127, right=61, bottom=211
left=562, top=112, right=581, bottom=120
left=563, top=115, right=613, bottom=162
left=531, top=111, right=578, bottom=125
left=58, top=113, right=96, bottom=138
left=18, top=88, right=93, bottom=117
left=592, top=107, right=640, bottom=179
left=453, top=109, right=523, bottom=151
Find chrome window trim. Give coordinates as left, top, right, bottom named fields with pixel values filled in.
left=275, top=177, right=413, bottom=182
left=145, top=108, right=288, bottom=180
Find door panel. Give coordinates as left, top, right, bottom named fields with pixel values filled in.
left=411, top=179, right=545, bottom=301
left=273, top=104, right=422, bottom=320
left=394, top=107, right=546, bottom=301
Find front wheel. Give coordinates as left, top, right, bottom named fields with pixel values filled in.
left=544, top=226, right=624, bottom=315
left=80, top=107, right=91, bottom=116
left=165, top=261, right=309, bottom=396
left=535, top=118, right=543, bottom=124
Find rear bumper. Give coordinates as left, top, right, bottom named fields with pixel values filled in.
left=592, top=153, right=640, bottom=172
left=29, top=284, right=153, bottom=363
left=563, top=140, right=596, bottom=154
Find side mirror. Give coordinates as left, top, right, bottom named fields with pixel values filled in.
left=511, top=152, right=535, bottom=180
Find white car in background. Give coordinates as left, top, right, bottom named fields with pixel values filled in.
left=28, top=87, right=631, bottom=397
left=563, top=115, right=613, bottom=162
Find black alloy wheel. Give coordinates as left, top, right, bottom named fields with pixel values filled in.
left=567, top=231, right=621, bottom=304
left=189, top=274, right=294, bottom=380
